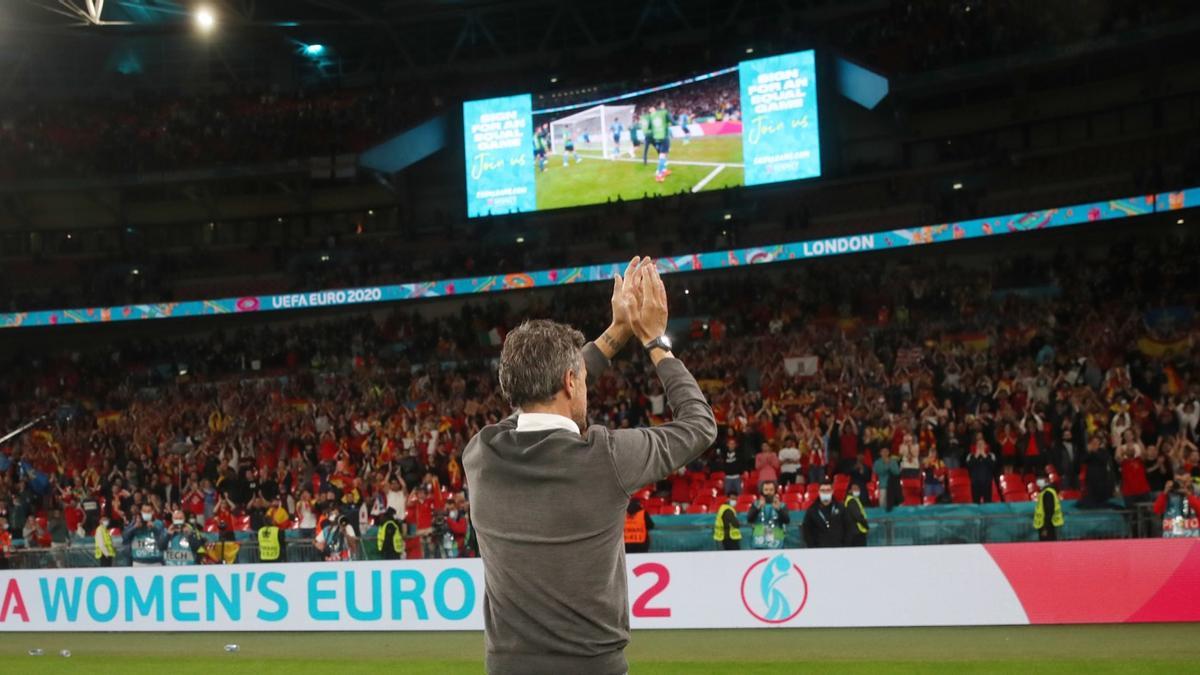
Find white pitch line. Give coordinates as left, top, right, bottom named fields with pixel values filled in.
left=691, top=164, right=726, bottom=193
left=575, top=151, right=744, bottom=169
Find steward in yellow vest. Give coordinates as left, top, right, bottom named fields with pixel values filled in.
left=713, top=501, right=742, bottom=550
left=844, top=488, right=869, bottom=547
left=1033, top=481, right=1064, bottom=541
left=258, top=525, right=285, bottom=562
left=376, top=509, right=404, bottom=560
left=94, top=519, right=116, bottom=567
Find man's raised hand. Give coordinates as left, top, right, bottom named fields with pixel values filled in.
left=631, top=259, right=669, bottom=344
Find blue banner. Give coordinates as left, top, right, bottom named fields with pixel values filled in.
left=462, top=94, right=536, bottom=218
left=0, top=188, right=1177, bottom=330
left=738, top=49, right=821, bottom=185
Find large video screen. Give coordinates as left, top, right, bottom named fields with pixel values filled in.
left=463, top=50, right=820, bottom=218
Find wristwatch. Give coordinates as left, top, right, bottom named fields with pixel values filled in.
left=644, top=335, right=673, bottom=354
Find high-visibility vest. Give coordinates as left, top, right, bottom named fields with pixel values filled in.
left=624, top=510, right=647, bottom=544
left=713, top=503, right=742, bottom=541
left=1033, top=487, right=1064, bottom=528
left=844, top=495, right=869, bottom=534
left=257, top=526, right=281, bottom=562
left=94, top=527, right=115, bottom=559
left=377, top=520, right=402, bottom=554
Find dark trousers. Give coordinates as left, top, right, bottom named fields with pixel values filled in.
left=381, top=549, right=400, bottom=560
left=643, top=139, right=651, bottom=164
left=847, top=533, right=867, bottom=547
left=98, top=556, right=113, bottom=567
left=972, top=481, right=993, bottom=504
left=721, top=538, right=741, bottom=551
left=1038, top=525, right=1058, bottom=541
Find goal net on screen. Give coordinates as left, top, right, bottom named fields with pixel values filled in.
left=547, top=104, right=636, bottom=158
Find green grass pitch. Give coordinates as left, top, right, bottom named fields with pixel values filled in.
left=535, top=134, right=745, bottom=211
left=2, top=624, right=1196, bottom=674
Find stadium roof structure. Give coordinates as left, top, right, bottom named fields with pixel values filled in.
left=0, top=0, right=830, bottom=88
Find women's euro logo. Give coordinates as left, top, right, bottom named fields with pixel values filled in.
left=739, top=554, right=808, bottom=624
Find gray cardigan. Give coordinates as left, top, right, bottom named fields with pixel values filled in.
left=463, top=342, right=717, bottom=675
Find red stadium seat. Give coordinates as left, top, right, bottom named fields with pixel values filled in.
left=950, top=485, right=972, bottom=504
left=1060, top=489, right=1081, bottom=500
left=900, top=478, right=922, bottom=506
left=685, top=503, right=709, bottom=514
left=736, top=493, right=756, bottom=505
left=833, top=475, right=850, bottom=501
left=922, top=495, right=939, bottom=506
left=735, top=502, right=752, bottom=513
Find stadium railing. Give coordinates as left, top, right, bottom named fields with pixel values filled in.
left=6, top=539, right=323, bottom=570
left=9, top=503, right=1162, bottom=569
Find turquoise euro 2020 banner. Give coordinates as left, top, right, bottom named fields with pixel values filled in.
left=739, top=50, right=821, bottom=186
left=463, top=94, right=536, bottom=218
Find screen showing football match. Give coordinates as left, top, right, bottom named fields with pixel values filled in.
left=463, top=50, right=820, bottom=217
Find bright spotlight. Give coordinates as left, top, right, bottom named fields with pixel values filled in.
left=304, top=44, right=326, bottom=57
left=195, top=6, right=216, bottom=32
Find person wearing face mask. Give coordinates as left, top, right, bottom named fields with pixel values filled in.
left=844, top=484, right=869, bottom=547
left=1032, top=474, right=1063, bottom=541
left=802, top=480, right=848, bottom=549
left=712, top=494, right=743, bottom=550
left=124, top=505, right=168, bottom=567
left=165, top=509, right=203, bottom=566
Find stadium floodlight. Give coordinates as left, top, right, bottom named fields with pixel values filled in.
left=304, top=44, right=326, bottom=57
left=724, top=213, right=732, bottom=220
left=515, top=236, right=525, bottom=244
left=1179, top=218, right=1186, bottom=225
left=746, top=47, right=755, bottom=54
left=194, top=6, right=216, bottom=32
left=952, top=182, right=963, bottom=190
left=550, top=76, right=558, bottom=83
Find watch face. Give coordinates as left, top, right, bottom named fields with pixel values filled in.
left=661, top=336, right=673, bottom=349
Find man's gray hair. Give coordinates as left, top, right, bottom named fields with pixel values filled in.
left=498, top=319, right=585, bottom=408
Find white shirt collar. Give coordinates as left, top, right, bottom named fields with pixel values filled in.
left=516, top=412, right=580, bottom=435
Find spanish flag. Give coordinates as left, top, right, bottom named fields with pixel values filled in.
left=1165, top=364, right=1184, bottom=395
left=96, top=411, right=122, bottom=429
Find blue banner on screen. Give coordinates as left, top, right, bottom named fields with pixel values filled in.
left=463, top=94, right=536, bottom=218
left=739, top=50, right=821, bottom=185
left=461, top=50, right=822, bottom=217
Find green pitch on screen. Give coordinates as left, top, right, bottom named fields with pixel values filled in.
left=535, top=135, right=744, bottom=211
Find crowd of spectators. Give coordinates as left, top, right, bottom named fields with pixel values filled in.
left=828, top=0, right=1190, bottom=75
left=0, top=82, right=439, bottom=182
left=0, top=225, right=1197, bottom=566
